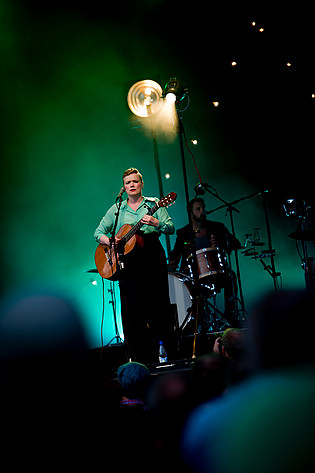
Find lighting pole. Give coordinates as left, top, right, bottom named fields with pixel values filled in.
left=127, top=79, right=171, bottom=257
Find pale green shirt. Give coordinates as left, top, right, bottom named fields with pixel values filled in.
left=94, top=196, right=175, bottom=242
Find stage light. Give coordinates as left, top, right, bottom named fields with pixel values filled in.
left=287, top=62, right=292, bottom=67
left=231, top=61, right=237, bottom=66
left=165, top=92, right=176, bottom=104
left=259, top=27, right=264, bottom=32
left=312, top=93, right=315, bottom=99
left=213, top=101, right=219, bottom=107
left=252, top=21, right=256, bottom=26
left=165, top=173, right=171, bottom=179
left=191, top=139, right=198, bottom=145
left=127, top=79, right=163, bottom=117
left=163, top=77, right=188, bottom=103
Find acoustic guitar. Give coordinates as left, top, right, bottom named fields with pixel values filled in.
left=95, top=192, right=177, bottom=280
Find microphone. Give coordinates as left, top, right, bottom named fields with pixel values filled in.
left=116, top=187, right=125, bottom=201
left=194, top=182, right=205, bottom=195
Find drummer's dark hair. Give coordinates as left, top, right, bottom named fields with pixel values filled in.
left=187, top=197, right=205, bottom=216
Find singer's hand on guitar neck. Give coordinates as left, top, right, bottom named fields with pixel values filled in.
left=141, top=214, right=159, bottom=228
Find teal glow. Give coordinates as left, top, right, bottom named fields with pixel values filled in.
left=0, top=3, right=309, bottom=348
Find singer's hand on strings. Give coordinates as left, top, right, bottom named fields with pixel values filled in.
left=141, top=215, right=159, bottom=228
left=99, top=235, right=111, bottom=246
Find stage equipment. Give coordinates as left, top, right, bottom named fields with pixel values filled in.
left=241, top=229, right=281, bottom=284
left=283, top=198, right=311, bottom=220
left=284, top=198, right=314, bottom=288
left=84, top=270, right=123, bottom=351
left=163, top=77, right=190, bottom=208
left=168, top=272, right=229, bottom=336
left=168, top=272, right=194, bottom=330
left=127, top=79, right=163, bottom=117
left=194, top=182, right=205, bottom=195
left=162, top=77, right=236, bottom=352
left=162, top=77, right=188, bottom=104
left=127, top=78, right=171, bottom=256
left=187, top=247, right=228, bottom=279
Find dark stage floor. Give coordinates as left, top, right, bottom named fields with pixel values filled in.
left=89, top=331, right=227, bottom=378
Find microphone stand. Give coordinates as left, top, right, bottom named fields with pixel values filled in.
left=106, top=197, right=128, bottom=355
left=204, top=185, right=247, bottom=323
left=208, top=189, right=281, bottom=292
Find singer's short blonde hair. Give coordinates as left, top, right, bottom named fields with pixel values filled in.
left=122, top=168, right=144, bottom=184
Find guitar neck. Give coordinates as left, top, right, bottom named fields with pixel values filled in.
left=120, top=203, right=158, bottom=245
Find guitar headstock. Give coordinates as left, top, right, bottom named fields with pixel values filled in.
left=158, top=192, right=177, bottom=208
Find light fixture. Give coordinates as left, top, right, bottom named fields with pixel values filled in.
left=191, top=139, right=198, bottom=145
left=127, top=79, right=163, bottom=117
left=162, top=77, right=188, bottom=103
left=213, top=101, right=219, bottom=107
left=231, top=61, right=237, bottom=66
left=283, top=198, right=310, bottom=219
left=165, top=173, right=171, bottom=179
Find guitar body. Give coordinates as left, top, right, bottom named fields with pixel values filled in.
left=95, top=224, right=136, bottom=280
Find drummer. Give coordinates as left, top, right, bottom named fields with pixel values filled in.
left=168, top=197, right=241, bottom=321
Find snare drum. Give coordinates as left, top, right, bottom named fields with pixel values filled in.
left=168, top=272, right=193, bottom=330
left=189, top=247, right=227, bottom=279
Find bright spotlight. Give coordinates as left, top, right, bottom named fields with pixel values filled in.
left=163, top=77, right=188, bottom=103
left=127, top=79, right=163, bottom=117
left=165, top=92, right=176, bottom=103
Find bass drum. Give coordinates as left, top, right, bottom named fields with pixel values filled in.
left=168, top=272, right=193, bottom=330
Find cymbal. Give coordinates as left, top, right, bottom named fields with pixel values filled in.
left=84, top=269, right=99, bottom=273
left=288, top=230, right=315, bottom=241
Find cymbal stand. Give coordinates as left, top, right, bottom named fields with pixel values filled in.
left=261, top=192, right=281, bottom=291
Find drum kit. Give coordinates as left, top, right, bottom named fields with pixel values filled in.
left=168, top=246, right=233, bottom=337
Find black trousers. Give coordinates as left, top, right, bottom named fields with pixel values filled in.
left=119, top=233, right=174, bottom=362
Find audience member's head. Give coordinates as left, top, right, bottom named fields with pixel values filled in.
left=221, top=328, right=247, bottom=362
left=117, top=361, right=151, bottom=400
left=0, top=285, right=88, bottom=390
